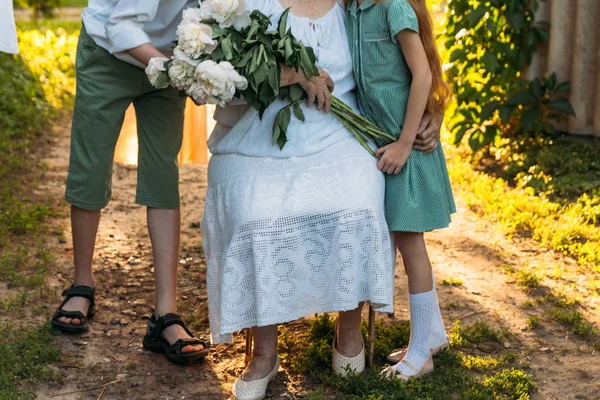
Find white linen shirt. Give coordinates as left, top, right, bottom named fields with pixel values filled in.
left=82, top=0, right=197, bottom=68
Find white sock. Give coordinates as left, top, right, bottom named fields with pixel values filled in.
left=429, top=269, right=448, bottom=348
left=393, top=289, right=436, bottom=374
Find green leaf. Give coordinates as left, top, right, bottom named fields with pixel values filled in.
left=451, top=125, right=470, bottom=145
left=549, top=98, right=576, bottom=116
left=221, top=35, right=233, bottom=60
left=253, top=63, right=269, bottom=86
left=483, top=125, right=500, bottom=145
left=155, top=73, right=169, bottom=89
left=555, top=81, right=571, bottom=93
left=279, top=106, right=292, bottom=133
left=300, top=47, right=318, bottom=80
left=272, top=122, right=281, bottom=146
left=529, top=79, right=543, bottom=100
left=534, top=26, right=550, bottom=43
left=481, top=52, right=499, bottom=73
left=520, top=107, right=540, bottom=132
left=293, top=103, right=305, bottom=122
left=278, top=8, right=290, bottom=37
left=267, top=65, right=280, bottom=93
left=288, top=84, right=305, bottom=102
left=468, top=6, right=488, bottom=25
left=547, top=73, right=557, bottom=90
left=499, top=104, right=516, bottom=123
left=450, top=48, right=466, bottom=63
left=508, top=90, right=536, bottom=105
left=468, top=130, right=487, bottom=151
left=274, top=106, right=292, bottom=149
left=480, top=101, right=499, bottom=121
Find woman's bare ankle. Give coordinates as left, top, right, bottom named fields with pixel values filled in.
left=242, top=353, right=278, bottom=381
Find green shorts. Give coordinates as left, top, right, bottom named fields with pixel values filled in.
left=66, top=26, right=186, bottom=210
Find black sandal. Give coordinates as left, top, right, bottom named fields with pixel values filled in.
left=143, top=313, right=209, bottom=364
left=51, top=285, right=96, bottom=334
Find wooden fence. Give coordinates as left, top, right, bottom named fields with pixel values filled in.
left=527, top=0, right=600, bottom=137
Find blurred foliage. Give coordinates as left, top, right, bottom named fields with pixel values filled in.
left=17, top=28, right=77, bottom=108
left=13, top=0, right=60, bottom=17
left=0, top=27, right=77, bottom=228
left=444, top=0, right=574, bottom=151
left=17, top=19, right=81, bottom=34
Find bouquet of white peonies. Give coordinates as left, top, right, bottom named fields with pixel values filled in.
left=146, top=0, right=395, bottom=154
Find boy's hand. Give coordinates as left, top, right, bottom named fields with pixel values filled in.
left=375, top=141, right=412, bottom=174
left=413, top=111, right=442, bottom=153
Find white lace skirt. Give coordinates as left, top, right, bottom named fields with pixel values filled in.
left=201, top=138, right=395, bottom=344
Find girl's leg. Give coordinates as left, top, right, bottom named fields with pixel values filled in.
left=393, top=231, right=436, bottom=375
left=242, top=325, right=279, bottom=381
left=337, top=303, right=364, bottom=357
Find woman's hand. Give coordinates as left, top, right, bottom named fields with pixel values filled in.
left=413, top=111, right=443, bottom=153
left=298, top=68, right=334, bottom=113
left=375, top=140, right=412, bottom=174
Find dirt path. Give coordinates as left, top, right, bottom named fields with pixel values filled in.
left=32, top=119, right=599, bottom=399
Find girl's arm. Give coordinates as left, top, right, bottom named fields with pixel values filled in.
left=376, top=30, right=432, bottom=174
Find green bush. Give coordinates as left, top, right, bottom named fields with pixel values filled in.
left=0, top=26, right=77, bottom=241
left=13, top=0, right=60, bottom=17
left=444, top=0, right=574, bottom=151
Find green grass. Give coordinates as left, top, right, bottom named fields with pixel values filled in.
left=514, top=270, right=542, bottom=292
left=526, top=316, right=541, bottom=330
left=446, top=135, right=600, bottom=272
left=442, top=277, right=464, bottom=287
left=546, top=308, right=598, bottom=340
left=279, top=315, right=535, bottom=399
left=60, top=0, right=87, bottom=7
left=0, top=324, right=60, bottom=400
left=449, top=320, right=506, bottom=347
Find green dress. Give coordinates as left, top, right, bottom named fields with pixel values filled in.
left=345, top=0, right=456, bottom=233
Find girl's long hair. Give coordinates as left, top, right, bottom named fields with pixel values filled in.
left=406, top=0, right=451, bottom=115
left=344, top=0, right=451, bottom=114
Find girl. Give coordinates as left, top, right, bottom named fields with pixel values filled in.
left=345, top=0, right=456, bottom=379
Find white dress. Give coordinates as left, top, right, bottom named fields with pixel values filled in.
left=0, top=0, right=19, bottom=54
left=201, top=0, right=395, bottom=344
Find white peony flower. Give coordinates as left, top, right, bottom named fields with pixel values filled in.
left=187, top=60, right=248, bottom=106
left=168, top=58, right=196, bottom=91
left=176, top=22, right=217, bottom=58
left=145, top=57, right=170, bottom=89
left=173, top=46, right=201, bottom=67
left=199, top=0, right=251, bottom=30
left=181, top=7, right=204, bottom=24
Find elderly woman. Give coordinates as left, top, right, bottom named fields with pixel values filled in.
left=201, top=0, right=440, bottom=398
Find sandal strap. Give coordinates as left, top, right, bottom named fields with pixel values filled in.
left=167, top=338, right=206, bottom=355
left=62, top=285, right=95, bottom=303
left=400, top=359, right=419, bottom=374
left=152, top=313, right=194, bottom=340
left=54, top=309, right=85, bottom=320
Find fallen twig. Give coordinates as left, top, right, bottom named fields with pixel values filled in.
left=97, top=387, right=106, bottom=400
left=49, top=380, right=120, bottom=398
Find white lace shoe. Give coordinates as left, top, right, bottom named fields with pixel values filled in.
left=386, top=337, right=449, bottom=364
left=332, top=335, right=365, bottom=377
left=232, top=357, right=280, bottom=400
left=381, top=353, right=434, bottom=381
